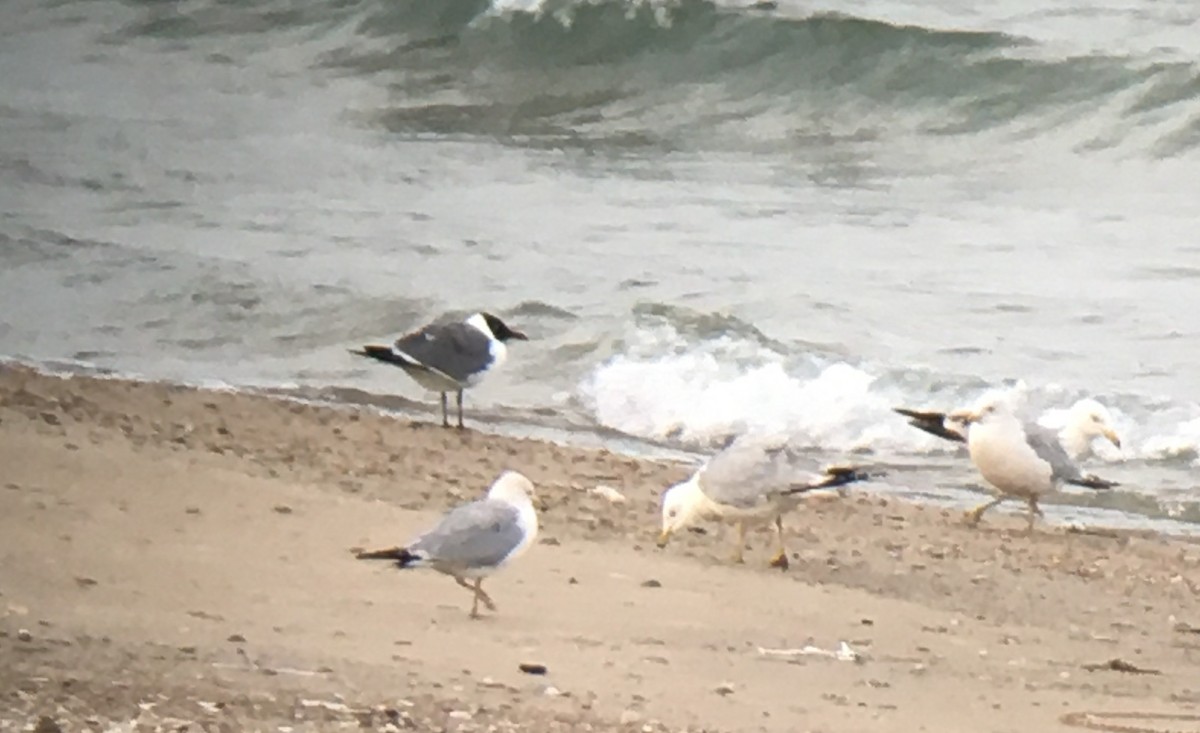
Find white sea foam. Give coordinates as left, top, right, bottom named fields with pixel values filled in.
left=1141, top=416, right=1200, bottom=465
left=578, top=327, right=955, bottom=453
left=578, top=325, right=1200, bottom=464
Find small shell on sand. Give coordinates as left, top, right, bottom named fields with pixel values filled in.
left=590, top=485, right=627, bottom=504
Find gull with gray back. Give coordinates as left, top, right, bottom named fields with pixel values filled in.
left=351, top=311, right=528, bottom=428
left=657, top=433, right=882, bottom=570
left=948, top=397, right=1118, bottom=532
left=354, top=470, right=539, bottom=619
left=895, top=395, right=1122, bottom=461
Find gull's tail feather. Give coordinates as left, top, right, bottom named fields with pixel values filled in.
left=1068, top=474, right=1119, bottom=490
left=783, top=466, right=883, bottom=495
left=354, top=545, right=421, bottom=568
left=350, top=345, right=423, bottom=369
left=893, top=407, right=967, bottom=444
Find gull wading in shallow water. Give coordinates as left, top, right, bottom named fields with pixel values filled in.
left=351, top=311, right=527, bottom=429
left=354, top=471, right=538, bottom=619
left=948, top=397, right=1118, bottom=532
left=657, top=434, right=882, bottom=570
left=895, top=397, right=1122, bottom=461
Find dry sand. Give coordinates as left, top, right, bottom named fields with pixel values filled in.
left=2, top=364, right=1200, bottom=733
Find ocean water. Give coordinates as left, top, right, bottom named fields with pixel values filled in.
left=2, top=0, right=1198, bottom=529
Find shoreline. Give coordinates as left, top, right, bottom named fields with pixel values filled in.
left=1, top=354, right=702, bottom=459
left=5, top=355, right=1199, bottom=537
left=3, top=364, right=1200, bottom=732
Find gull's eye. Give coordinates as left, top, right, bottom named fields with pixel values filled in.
left=668, top=509, right=678, bottom=518
left=1091, top=414, right=1102, bottom=423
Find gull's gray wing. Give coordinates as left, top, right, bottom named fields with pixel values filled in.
left=1022, top=421, right=1116, bottom=488
left=1022, top=421, right=1083, bottom=482
left=697, top=434, right=815, bottom=509
left=394, top=321, right=493, bottom=383
left=410, top=499, right=525, bottom=570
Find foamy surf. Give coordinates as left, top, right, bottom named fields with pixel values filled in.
left=577, top=321, right=1200, bottom=467
left=578, top=321, right=963, bottom=453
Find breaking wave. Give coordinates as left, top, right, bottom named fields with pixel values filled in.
left=576, top=309, right=1200, bottom=465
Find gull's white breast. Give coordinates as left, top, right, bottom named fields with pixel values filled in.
left=968, top=421, right=1054, bottom=498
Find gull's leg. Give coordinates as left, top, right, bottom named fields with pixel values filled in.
left=965, top=496, right=1006, bottom=527
left=456, top=390, right=465, bottom=430
left=768, top=515, right=790, bottom=570
left=440, top=393, right=450, bottom=428
left=729, top=521, right=746, bottom=564
left=453, top=577, right=481, bottom=618
left=474, top=578, right=497, bottom=612
left=1025, top=497, right=1044, bottom=534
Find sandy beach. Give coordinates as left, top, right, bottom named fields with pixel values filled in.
left=1, top=364, right=1199, bottom=733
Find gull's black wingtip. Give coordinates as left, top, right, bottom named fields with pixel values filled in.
left=826, top=466, right=888, bottom=484
left=1069, top=475, right=1120, bottom=490
left=354, top=546, right=419, bottom=568
left=350, top=344, right=410, bottom=367
left=893, top=406, right=967, bottom=444
left=893, top=406, right=938, bottom=420
left=352, top=344, right=391, bottom=356
left=783, top=466, right=885, bottom=495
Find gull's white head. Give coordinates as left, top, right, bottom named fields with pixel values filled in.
left=1062, top=398, right=1122, bottom=452
left=656, top=474, right=706, bottom=548
left=949, top=394, right=1011, bottom=427
left=487, top=470, right=538, bottom=507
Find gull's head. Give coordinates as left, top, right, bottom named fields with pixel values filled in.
left=1065, top=398, right=1121, bottom=449
left=487, top=470, right=538, bottom=507
left=948, top=395, right=1008, bottom=426
left=474, top=312, right=528, bottom=342
left=657, top=475, right=705, bottom=548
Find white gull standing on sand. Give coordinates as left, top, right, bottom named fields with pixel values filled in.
left=656, top=434, right=881, bottom=570
left=947, top=396, right=1118, bottom=532
left=354, top=470, right=539, bottom=619
left=351, top=311, right=528, bottom=429
left=895, top=396, right=1122, bottom=460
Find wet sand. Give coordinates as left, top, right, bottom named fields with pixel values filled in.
left=2, top=365, right=1199, bottom=733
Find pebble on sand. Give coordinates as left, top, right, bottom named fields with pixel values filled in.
left=590, top=485, right=627, bottom=504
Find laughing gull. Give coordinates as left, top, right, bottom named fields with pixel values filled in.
left=352, top=311, right=528, bottom=428
left=354, top=470, right=539, bottom=619
left=948, top=396, right=1118, bottom=532
left=656, top=433, right=881, bottom=570
left=895, top=396, right=1122, bottom=460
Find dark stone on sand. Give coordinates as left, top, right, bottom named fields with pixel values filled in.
left=519, top=663, right=548, bottom=676
left=34, top=716, right=62, bottom=733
